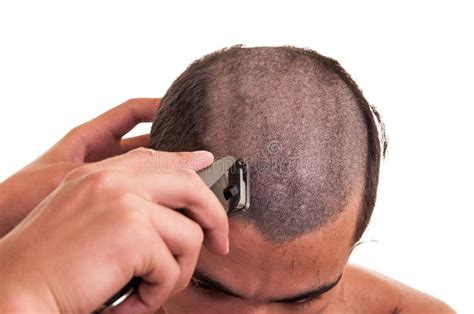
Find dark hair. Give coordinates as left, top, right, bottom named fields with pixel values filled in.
left=150, top=45, right=387, bottom=243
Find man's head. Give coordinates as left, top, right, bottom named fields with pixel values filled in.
left=149, top=46, right=387, bottom=312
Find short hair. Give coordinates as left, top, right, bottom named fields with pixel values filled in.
left=149, top=45, right=387, bottom=243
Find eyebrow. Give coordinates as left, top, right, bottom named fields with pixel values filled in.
left=192, top=267, right=343, bottom=303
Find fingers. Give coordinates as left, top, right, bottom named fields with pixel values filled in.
left=85, top=148, right=215, bottom=173
left=65, top=152, right=228, bottom=256
left=144, top=203, right=204, bottom=293
left=57, top=149, right=228, bottom=311
left=117, top=166, right=228, bottom=255
left=109, top=197, right=205, bottom=314
left=138, top=167, right=228, bottom=255
left=112, top=227, right=179, bottom=314
left=120, top=134, right=150, bottom=153
left=86, top=98, right=159, bottom=140
left=124, top=199, right=203, bottom=289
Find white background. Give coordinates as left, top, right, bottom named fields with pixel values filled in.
left=0, top=1, right=472, bottom=312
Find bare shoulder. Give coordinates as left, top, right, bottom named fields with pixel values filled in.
left=338, top=264, right=455, bottom=314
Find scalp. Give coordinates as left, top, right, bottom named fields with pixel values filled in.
left=150, top=46, right=382, bottom=243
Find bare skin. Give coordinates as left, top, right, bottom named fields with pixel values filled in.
left=159, top=187, right=454, bottom=314
left=0, top=98, right=161, bottom=237
left=0, top=148, right=230, bottom=313
left=0, top=100, right=230, bottom=313
left=157, top=265, right=454, bottom=314
left=0, top=100, right=454, bottom=313
left=336, top=265, right=454, bottom=314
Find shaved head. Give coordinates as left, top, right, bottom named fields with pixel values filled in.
left=149, top=46, right=387, bottom=243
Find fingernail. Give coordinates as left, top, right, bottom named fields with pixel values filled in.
left=222, top=233, right=230, bottom=255
left=192, top=150, right=214, bottom=161
left=193, top=150, right=212, bottom=156
left=190, top=150, right=214, bottom=170
left=225, top=240, right=230, bottom=255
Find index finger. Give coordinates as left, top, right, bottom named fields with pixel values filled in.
left=82, top=148, right=215, bottom=173
left=130, top=169, right=229, bottom=256
left=67, top=148, right=229, bottom=254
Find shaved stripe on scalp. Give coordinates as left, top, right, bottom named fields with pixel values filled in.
left=150, top=46, right=387, bottom=243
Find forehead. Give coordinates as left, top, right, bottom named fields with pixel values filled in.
left=197, top=198, right=359, bottom=299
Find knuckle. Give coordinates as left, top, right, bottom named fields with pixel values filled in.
left=113, top=192, right=136, bottom=209
left=134, top=147, right=155, bottom=154
left=65, top=125, right=81, bottom=139
left=130, top=147, right=157, bottom=156
left=124, top=97, right=138, bottom=104
left=82, top=169, right=118, bottom=191
left=178, top=169, right=204, bottom=198
left=112, top=217, right=150, bottom=260
left=187, top=220, right=204, bottom=249
left=179, top=168, right=200, bottom=183
left=116, top=209, right=148, bottom=239
left=130, top=147, right=158, bottom=159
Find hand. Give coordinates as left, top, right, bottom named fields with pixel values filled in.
left=0, top=98, right=159, bottom=236
left=0, top=148, right=229, bottom=313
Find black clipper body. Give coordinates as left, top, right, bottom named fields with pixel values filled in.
left=198, top=156, right=250, bottom=215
